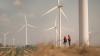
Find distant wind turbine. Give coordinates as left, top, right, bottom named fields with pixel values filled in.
left=45, top=16, right=58, bottom=46
left=42, top=0, right=67, bottom=46
left=12, top=37, right=15, bottom=46
left=3, top=32, right=9, bottom=47
left=17, top=15, right=36, bottom=46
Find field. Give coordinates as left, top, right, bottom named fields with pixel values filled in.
left=0, top=44, right=100, bottom=56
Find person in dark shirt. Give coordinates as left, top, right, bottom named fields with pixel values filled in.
left=68, top=34, right=71, bottom=46
left=63, top=36, right=67, bottom=46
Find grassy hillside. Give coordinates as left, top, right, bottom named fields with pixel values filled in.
left=0, top=44, right=100, bottom=56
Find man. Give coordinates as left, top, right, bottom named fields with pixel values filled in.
left=68, top=34, right=71, bottom=46
left=63, top=36, right=67, bottom=46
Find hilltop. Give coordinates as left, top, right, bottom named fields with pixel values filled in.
left=0, top=44, right=100, bottom=56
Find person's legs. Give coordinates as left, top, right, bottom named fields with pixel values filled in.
left=63, top=41, right=67, bottom=46
left=63, top=41, right=65, bottom=46
left=68, top=40, right=71, bottom=46
left=69, top=41, right=70, bottom=46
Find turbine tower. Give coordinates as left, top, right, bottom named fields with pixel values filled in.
left=18, top=15, right=36, bottom=46
left=45, top=16, right=58, bottom=46
left=42, top=0, right=67, bottom=47
left=79, top=0, right=89, bottom=46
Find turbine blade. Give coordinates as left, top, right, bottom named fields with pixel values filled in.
left=60, top=8, right=67, bottom=18
left=46, top=27, right=55, bottom=31
left=17, top=25, right=25, bottom=32
left=42, top=6, right=57, bottom=16
left=28, top=24, right=36, bottom=28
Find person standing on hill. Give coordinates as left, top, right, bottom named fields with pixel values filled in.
left=63, top=36, right=67, bottom=46
left=68, top=34, right=71, bottom=46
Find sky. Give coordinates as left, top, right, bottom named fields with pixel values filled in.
left=0, top=0, right=100, bottom=46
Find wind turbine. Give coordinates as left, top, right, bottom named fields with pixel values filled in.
left=17, top=15, right=36, bottom=46
left=79, top=0, right=89, bottom=46
left=42, top=0, right=67, bottom=46
left=12, top=37, right=15, bottom=46
left=46, top=16, right=58, bottom=46
left=3, top=32, right=9, bottom=47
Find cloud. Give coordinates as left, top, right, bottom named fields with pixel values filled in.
left=0, top=14, right=11, bottom=32
left=17, top=12, right=35, bottom=18
left=14, top=0, right=21, bottom=6
left=13, top=0, right=22, bottom=8
left=0, top=14, right=10, bottom=24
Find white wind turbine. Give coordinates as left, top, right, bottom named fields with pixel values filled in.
left=0, top=32, right=13, bottom=48
left=12, top=37, right=15, bottom=46
left=17, top=15, right=36, bottom=46
left=42, top=0, right=67, bottom=46
left=46, top=16, right=58, bottom=46
left=3, top=32, right=9, bottom=47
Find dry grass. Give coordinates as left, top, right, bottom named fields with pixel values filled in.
left=0, top=44, right=100, bottom=56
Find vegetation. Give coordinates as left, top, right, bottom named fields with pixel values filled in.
left=0, top=44, right=100, bottom=56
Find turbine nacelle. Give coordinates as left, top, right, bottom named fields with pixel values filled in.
left=58, top=5, right=63, bottom=8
